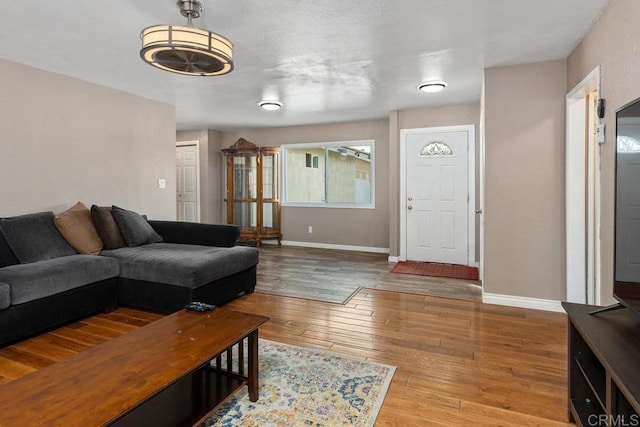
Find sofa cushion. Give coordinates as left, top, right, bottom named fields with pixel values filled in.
left=0, top=255, right=120, bottom=305
left=0, top=282, right=9, bottom=310
left=0, top=212, right=77, bottom=264
left=100, top=243, right=258, bottom=289
left=54, top=202, right=104, bottom=255
left=111, top=206, right=162, bottom=247
left=91, top=205, right=126, bottom=250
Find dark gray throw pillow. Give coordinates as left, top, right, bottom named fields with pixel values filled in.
left=111, top=206, right=162, bottom=247
left=90, top=205, right=126, bottom=250
left=0, top=211, right=77, bottom=263
left=0, top=229, right=19, bottom=267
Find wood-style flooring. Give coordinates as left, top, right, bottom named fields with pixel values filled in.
left=0, top=247, right=570, bottom=426
left=256, top=245, right=482, bottom=303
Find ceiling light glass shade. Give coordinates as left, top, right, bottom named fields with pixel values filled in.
left=140, top=25, right=233, bottom=76
left=259, top=101, right=283, bottom=111
left=419, top=81, right=447, bottom=93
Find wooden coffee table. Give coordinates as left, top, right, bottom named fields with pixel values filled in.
left=0, top=307, right=269, bottom=427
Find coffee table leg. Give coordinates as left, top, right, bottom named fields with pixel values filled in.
left=248, top=330, right=259, bottom=402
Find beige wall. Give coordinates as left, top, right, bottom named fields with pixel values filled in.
left=567, top=0, right=640, bottom=305
left=0, top=59, right=176, bottom=219
left=195, top=106, right=478, bottom=253
left=176, top=129, right=225, bottom=224
left=388, top=103, right=481, bottom=259
left=174, top=129, right=224, bottom=224
left=222, top=120, right=390, bottom=249
left=484, top=60, right=567, bottom=300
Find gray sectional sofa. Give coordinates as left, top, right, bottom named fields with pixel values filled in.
left=0, top=207, right=258, bottom=347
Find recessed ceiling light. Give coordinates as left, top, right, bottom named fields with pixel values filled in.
left=258, top=101, right=283, bottom=111
left=418, top=81, right=447, bottom=93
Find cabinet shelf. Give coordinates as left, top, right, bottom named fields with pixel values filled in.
left=570, top=397, right=605, bottom=427
left=575, top=354, right=606, bottom=411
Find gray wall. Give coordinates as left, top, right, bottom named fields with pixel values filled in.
left=567, top=0, right=640, bottom=305
left=483, top=60, right=567, bottom=300
left=221, top=120, right=390, bottom=249
left=0, top=58, right=176, bottom=219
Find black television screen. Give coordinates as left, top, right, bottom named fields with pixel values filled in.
left=614, top=96, right=640, bottom=314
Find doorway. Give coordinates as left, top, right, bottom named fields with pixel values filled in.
left=400, top=125, right=475, bottom=266
left=565, top=66, right=600, bottom=304
left=176, top=141, right=200, bottom=223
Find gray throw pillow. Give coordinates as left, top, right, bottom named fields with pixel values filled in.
left=0, top=229, right=19, bottom=267
left=90, top=205, right=127, bottom=250
left=111, top=206, right=162, bottom=247
left=0, top=211, right=77, bottom=263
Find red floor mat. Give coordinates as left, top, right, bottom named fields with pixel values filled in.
left=390, top=261, right=479, bottom=281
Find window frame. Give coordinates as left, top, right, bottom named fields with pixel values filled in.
left=282, top=139, right=375, bottom=209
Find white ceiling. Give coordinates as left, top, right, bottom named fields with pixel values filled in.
left=0, top=0, right=608, bottom=131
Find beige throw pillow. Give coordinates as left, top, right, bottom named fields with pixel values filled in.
left=54, top=202, right=104, bottom=255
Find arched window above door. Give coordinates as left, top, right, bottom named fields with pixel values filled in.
left=420, top=141, right=453, bottom=157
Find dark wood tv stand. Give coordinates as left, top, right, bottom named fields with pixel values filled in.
left=563, top=302, right=640, bottom=426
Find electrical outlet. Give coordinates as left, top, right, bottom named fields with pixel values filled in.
left=308, top=226, right=313, bottom=234
left=158, top=178, right=166, bottom=189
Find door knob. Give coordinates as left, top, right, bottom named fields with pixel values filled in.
left=408, top=205, right=413, bottom=210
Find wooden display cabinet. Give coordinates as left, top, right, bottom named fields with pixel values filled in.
left=222, top=138, right=282, bottom=246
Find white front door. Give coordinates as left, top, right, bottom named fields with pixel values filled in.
left=405, top=130, right=469, bottom=265
left=176, top=144, right=199, bottom=222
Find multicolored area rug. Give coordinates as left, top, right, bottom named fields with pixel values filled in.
left=199, top=339, right=395, bottom=426
left=390, top=261, right=479, bottom=281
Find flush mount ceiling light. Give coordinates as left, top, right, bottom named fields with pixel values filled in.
left=258, top=101, right=283, bottom=111
left=418, top=81, right=447, bottom=93
left=140, top=0, right=233, bottom=76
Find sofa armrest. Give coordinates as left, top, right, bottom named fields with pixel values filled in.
left=148, top=221, right=240, bottom=248
left=0, top=282, right=9, bottom=310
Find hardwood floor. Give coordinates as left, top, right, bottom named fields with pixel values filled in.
left=0, top=247, right=570, bottom=426
left=256, top=245, right=482, bottom=303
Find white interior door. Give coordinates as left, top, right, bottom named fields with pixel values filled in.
left=176, top=143, right=199, bottom=222
left=565, top=67, right=600, bottom=304
left=405, top=131, right=469, bottom=265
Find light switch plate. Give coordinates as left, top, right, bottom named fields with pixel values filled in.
left=158, top=178, right=166, bottom=189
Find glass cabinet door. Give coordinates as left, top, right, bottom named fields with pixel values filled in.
left=261, top=152, right=278, bottom=200
left=232, top=154, right=257, bottom=231
left=234, top=201, right=257, bottom=230
left=262, top=202, right=278, bottom=231
left=233, top=154, right=257, bottom=200
left=261, top=151, right=280, bottom=232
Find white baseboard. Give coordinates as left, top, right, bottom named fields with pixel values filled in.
left=482, top=292, right=565, bottom=313
left=262, top=240, right=390, bottom=254
left=388, top=256, right=399, bottom=263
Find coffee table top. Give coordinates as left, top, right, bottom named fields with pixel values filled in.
left=0, top=308, right=269, bottom=426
